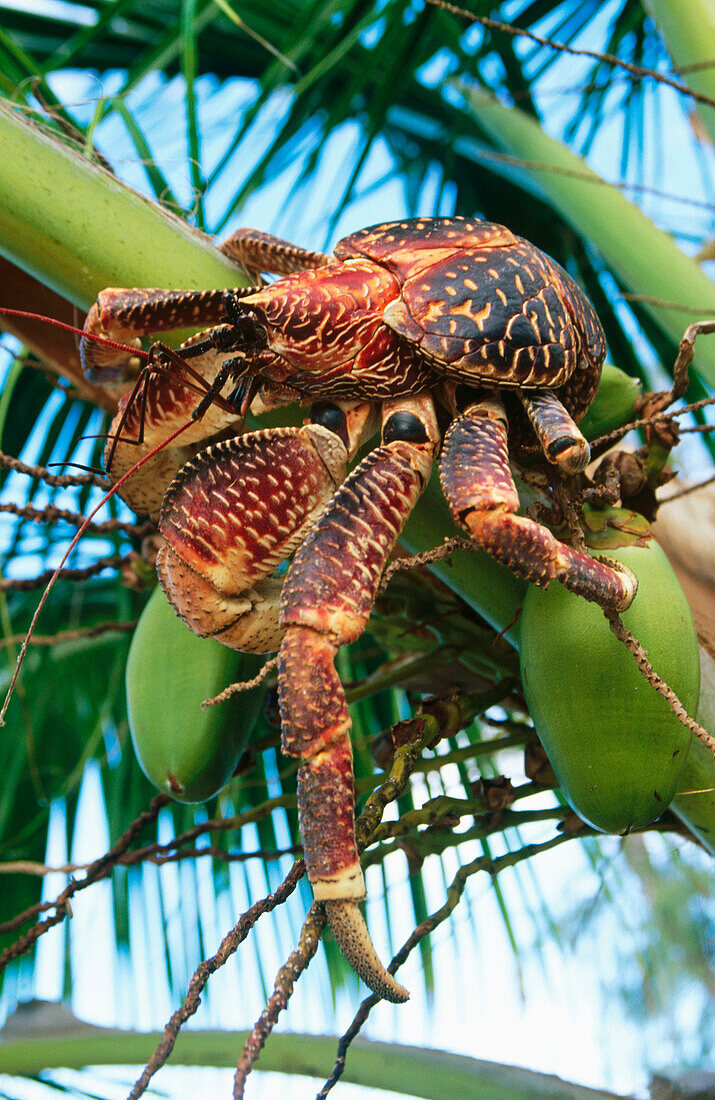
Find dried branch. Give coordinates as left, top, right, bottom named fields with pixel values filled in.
left=0, top=450, right=108, bottom=488
left=425, top=0, right=715, bottom=107
left=0, top=727, right=531, bottom=887
left=316, top=832, right=573, bottom=1096
left=233, top=903, right=326, bottom=1099
left=111, top=797, right=295, bottom=877
left=126, top=860, right=305, bottom=1100
left=0, top=794, right=168, bottom=969
left=464, top=148, right=715, bottom=212
left=621, top=293, right=715, bottom=312
left=670, top=320, right=715, bottom=402
left=366, top=789, right=561, bottom=845
left=660, top=473, right=715, bottom=502
left=590, top=396, right=715, bottom=452
left=552, top=478, right=587, bottom=552
left=0, top=619, right=137, bottom=650
left=0, top=500, right=153, bottom=538
left=226, top=696, right=482, bottom=1093
left=203, top=656, right=279, bottom=706
left=0, top=800, right=298, bottom=934
left=379, top=536, right=472, bottom=590
left=605, top=610, right=715, bottom=756
left=0, top=553, right=133, bottom=590
left=0, top=845, right=300, bottom=877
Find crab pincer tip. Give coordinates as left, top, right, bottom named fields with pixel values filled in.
left=597, top=556, right=639, bottom=612
left=325, top=899, right=410, bottom=1003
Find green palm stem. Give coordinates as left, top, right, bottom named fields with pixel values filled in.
left=0, top=101, right=243, bottom=307
left=0, top=99, right=249, bottom=407
left=642, top=0, right=715, bottom=147
left=0, top=1021, right=627, bottom=1099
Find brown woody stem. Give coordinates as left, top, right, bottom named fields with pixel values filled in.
left=605, top=609, right=715, bottom=756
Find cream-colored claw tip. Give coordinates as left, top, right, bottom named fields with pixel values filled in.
left=324, top=900, right=409, bottom=1004
left=558, top=438, right=590, bottom=476
left=604, top=557, right=639, bottom=611
left=622, top=565, right=639, bottom=609
left=594, top=554, right=638, bottom=616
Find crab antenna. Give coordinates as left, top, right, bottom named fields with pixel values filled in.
left=0, top=415, right=196, bottom=727
left=46, top=459, right=107, bottom=475
left=0, top=307, right=152, bottom=360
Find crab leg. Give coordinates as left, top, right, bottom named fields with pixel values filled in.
left=440, top=396, right=637, bottom=609
left=219, top=227, right=331, bottom=276
left=278, top=393, right=439, bottom=1002
left=517, top=389, right=590, bottom=474
left=80, top=286, right=260, bottom=383
left=82, top=231, right=331, bottom=382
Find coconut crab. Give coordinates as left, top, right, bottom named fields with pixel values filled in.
left=81, top=216, right=637, bottom=1002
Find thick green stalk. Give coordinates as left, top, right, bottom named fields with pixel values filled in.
left=0, top=1024, right=628, bottom=1098
left=462, top=89, right=715, bottom=388
left=0, top=100, right=242, bottom=309
left=642, top=0, right=715, bottom=146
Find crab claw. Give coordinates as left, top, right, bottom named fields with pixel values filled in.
left=156, top=423, right=352, bottom=648
left=324, top=901, right=409, bottom=1003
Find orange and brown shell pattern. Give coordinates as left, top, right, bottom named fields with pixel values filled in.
left=239, top=216, right=606, bottom=420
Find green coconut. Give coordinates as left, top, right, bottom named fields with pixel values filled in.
left=126, top=585, right=266, bottom=802
left=519, top=508, right=700, bottom=833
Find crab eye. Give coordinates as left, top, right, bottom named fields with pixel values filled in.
left=382, top=411, right=429, bottom=444
left=309, top=401, right=349, bottom=446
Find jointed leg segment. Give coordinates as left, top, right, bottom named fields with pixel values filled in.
left=440, top=397, right=637, bottom=610
left=277, top=394, right=439, bottom=1001
left=518, top=388, right=590, bottom=474
left=219, top=227, right=332, bottom=278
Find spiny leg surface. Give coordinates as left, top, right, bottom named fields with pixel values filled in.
left=219, top=227, right=331, bottom=277
left=157, top=401, right=377, bottom=652
left=278, top=393, right=440, bottom=1002
left=440, top=395, right=637, bottom=609
left=80, top=286, right=252, bottom=383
